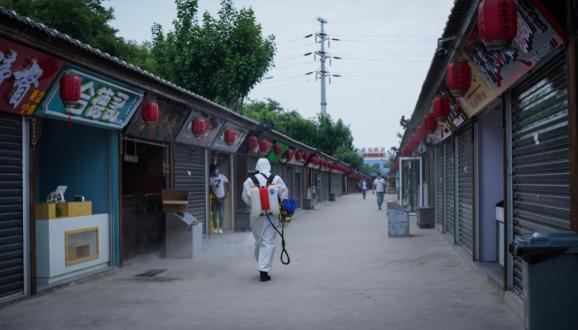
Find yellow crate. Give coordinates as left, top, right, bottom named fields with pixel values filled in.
left=57, top=201, right=93, bottom=217
left=36, top=203, right=56, bottom=219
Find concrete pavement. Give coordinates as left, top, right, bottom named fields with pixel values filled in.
left=0, top=194, right=521, bottom=330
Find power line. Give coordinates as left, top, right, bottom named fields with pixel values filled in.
left=252, top=79, right=315, bottom=91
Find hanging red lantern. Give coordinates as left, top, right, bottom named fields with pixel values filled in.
left=141, top=102, right=159, bottom=123
left=478, top=0, right=517, bottom=51
left=224, top=129, right=236, bottom=145
left=59, top=73, right=81, bottom=127
left=273, top=144, right=282, bottom=156
left=259, top=138, right=271, bottom=153
left=247, top=135, right=259, bottom=151
left=303, top=152, right=310, bottom=161
left=432, top=96, right=450, bottom=120
left=446, top=61, right=471, bottom=96
left=424, top=114, right=437, bottom=132
left=284, top=149, right=294, bottom=160
left=295, top=150, right=303, bottom=161
left=191, top=118, right=207, bottom=136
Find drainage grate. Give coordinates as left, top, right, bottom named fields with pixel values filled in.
left=135, top=269, right=167, bottom=277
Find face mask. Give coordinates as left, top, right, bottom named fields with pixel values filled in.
left=213, top=169, right=219, bottom=176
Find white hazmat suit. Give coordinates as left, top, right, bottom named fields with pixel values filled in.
left=242, top=158, right=289, bottom=273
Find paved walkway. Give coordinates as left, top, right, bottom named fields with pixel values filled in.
left=1, top=194, right=521, bottom=330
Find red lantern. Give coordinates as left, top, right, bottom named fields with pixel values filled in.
left=224, top=129, right=236, bottom=145
left=478, top=0, right=517, bottom=51
left=273, top=144, right=282, bottom=156
left=259, top=138, right=271, bottom=153
left=192, top=118, right=207, bottom=136
left=141, top=102, right=159, bottom=123
left=59, top=73, right=81, bottom=105
left=446, top=61, right=471, bottom=96
left=303, top=152, right=310, bottom=161
left=247, top=135, right=259, bottom=151
left=424, top=114, right=437, bottom=132
left=284, top=149, right=294, bottom=160
left=432, top=96, right=450, bottom=120
left=295, top=150, right=303, bottom=161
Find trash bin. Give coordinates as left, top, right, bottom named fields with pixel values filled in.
left=416, top=207, right=434, bottom=229
left=386, top=202, right=409, bottom=237
left=165, top=212, right=203, bottom=259
left=328, top=193, right=336, bottom=201
left=509, top=232, right=578, bottom=330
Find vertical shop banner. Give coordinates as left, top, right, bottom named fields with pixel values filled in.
left=210, top=123, right=248, bottom=153
left=124, top=99, right=188, bottom=141
left=40, top=67, right=144, bottom=129
left=464, top=0, right=565, bottom=96
left=0, top=37, right=63, bottom=115
left=175, top=111, right=224, bottom=147
left=459, top=56, right=498, bottom=117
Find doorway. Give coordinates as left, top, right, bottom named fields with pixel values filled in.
left=122, top=139, right=168, bottom=261
left=477, top=104, right=505, bottom=284
left=208, top=152, right=233, bottom=234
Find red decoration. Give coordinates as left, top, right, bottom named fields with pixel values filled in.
left=478, top=0, right=517, bottom=51
left=224, top=129, right=236, bottom=145
left=59, top=73, right=81, bottom=104
left=303, top=152, right=310, bottom=161
left=295, top=150, right=303, bottom=161
left=284, top=149, right=294, bottom=160
left=191, top=118, right=207, bottom=136
left=141, top=102, right=159, bottom=123
left=432, top=96, right=450, bottom=120
left=423, top=114, right=437, bottom=132
left=273, top=144, right=282, bottom=156
left=446, top=61, right=471, bottom=96
left=247, top=135, right=259, bottom=151
left=259, top=138, right=271, bottom=153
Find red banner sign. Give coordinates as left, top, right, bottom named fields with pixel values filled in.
left=0, top=37, right=63, bottom=115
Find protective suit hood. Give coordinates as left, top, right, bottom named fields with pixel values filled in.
left=256, top=158, right=272, bottom=176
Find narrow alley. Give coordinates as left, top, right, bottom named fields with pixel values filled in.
left=0, top=195, right=521, bottom=330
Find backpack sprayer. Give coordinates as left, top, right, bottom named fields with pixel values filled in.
left=250, top=173, right=297, bottom=265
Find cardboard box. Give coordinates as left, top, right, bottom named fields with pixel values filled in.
left=57, top=201, right=93, bottom=217
left=36, top=203, right=56, bottom=219
left=161, top=190, right=189, bottom=213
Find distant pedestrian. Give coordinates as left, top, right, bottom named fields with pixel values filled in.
left=209, top=164, right=229, bottom=234
left=360, top=179, right=368, bottom=199
left=373, top=173, right=386, bottom=210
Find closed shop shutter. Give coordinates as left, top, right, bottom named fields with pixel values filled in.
left=174, top=144, right=207, bottom=225
left=0, top=113, right=24, bottom=300
left=294, top=167, right=302, bottom=208
left=511, top=54, right=569, bottom=297
left=322, top=172, right=330, bottom=201
left=457, top=124, right=474, bottom=254
left=435, top=145, right=444, bottom=228
left=286, top=166, right=294, bottom=199
left=444, top=137, right=456, bottom=237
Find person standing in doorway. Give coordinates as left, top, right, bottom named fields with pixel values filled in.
left=361, top=179, right=368, bottom=199
left=373, top=173, right=386, bottom=210
left=242, top=158, right=289, bottom=282
left=209, top=164, right=229, bottom=234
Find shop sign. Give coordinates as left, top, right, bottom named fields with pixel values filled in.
left=464, top=0, right=565, bottom=96
left=210, top=123, right=248, bottom=153
left=175, top=111, right=224, bottom=147
left=40, top=67, right=143, bottom=129
left=429, top=121, right=453, bottom=145
left=0, top=37, right=63, bottom=115
left=459, top=55, right=498, bottom=117
left=125, top=99, right=188, bottom=142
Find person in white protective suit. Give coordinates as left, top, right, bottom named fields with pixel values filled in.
left=242, top=158, right=289, bottom=282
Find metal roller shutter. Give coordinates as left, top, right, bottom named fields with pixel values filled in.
left=435, top=145, right=444, bottom=228
left=444, top=137, right=456, bottom=238
left=294, top=168, right=302, bottom=208
left=0, top=113, right=24, bottom=300
left=511, top=55, right=569, bottom=297
left=322, top=172, right=330, bottom=201
left=457, top=124, right=474, bottom=254
left=286, top=166, right=294, bottom=199
left=174, top=144, right=207, bottom=225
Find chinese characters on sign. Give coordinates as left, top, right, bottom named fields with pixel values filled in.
left=41, top=67, right=143, bottom=129
left=0, top=37, right=63, bottom=115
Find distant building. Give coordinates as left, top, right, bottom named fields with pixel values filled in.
left=361, top=147, right=390, bottom=175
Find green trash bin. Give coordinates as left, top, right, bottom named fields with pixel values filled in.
left=509, top=232, right=578, bottom=330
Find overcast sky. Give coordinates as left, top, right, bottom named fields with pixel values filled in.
left=108, top=0, right=454, bottom=150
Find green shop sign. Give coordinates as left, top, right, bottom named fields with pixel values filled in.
left=39, top=67, right=144, bottom=129
left=267, top=141, right=287, bottom=164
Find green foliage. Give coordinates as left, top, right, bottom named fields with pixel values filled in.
left=241, top=99, right=364, bottom=171
left=150, top=0, right=275, bottom=111
left=0, top=0, right=153, bottom=70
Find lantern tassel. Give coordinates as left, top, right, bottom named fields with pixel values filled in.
left=67, top=112, right=72, bottom=129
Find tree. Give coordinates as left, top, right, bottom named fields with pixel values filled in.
left=241, top=99, right=365, bottom=171
left=151, top=0, right=275, bottom=111
left=0, top=0, right=152, bottom=69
